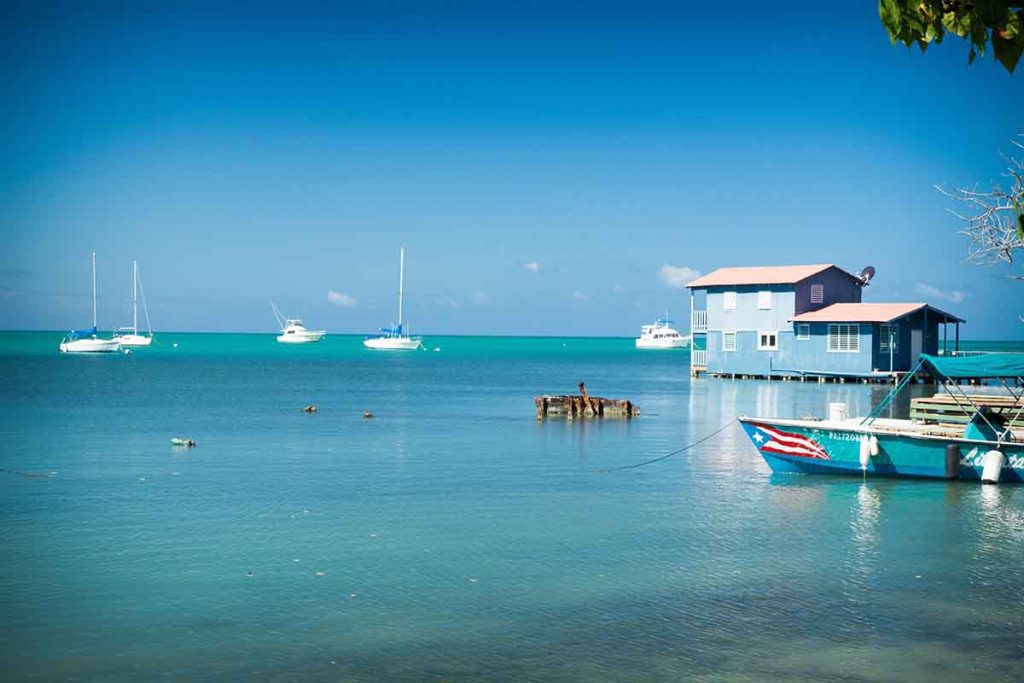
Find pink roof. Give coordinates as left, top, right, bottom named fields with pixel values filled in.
left=791, top=303, right=964, bottom=323
left=686, top=264, right=851, bottom=288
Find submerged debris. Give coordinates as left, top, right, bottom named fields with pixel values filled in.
left=535, top=382, right=639, bottom=420
left=0, top=468, right=54, bottom=479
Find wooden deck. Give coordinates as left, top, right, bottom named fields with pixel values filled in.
left=910, top=393, right=1024, bottom=429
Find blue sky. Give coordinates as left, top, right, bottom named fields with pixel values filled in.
left=1, top=1, right=1021, bottom=337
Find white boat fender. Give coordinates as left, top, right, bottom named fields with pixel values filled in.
left=859, top=436, right=870, bottom=471
left=981, top=450, right=1005, bottom=485
left=944, top=444, right=960, bottom=480
left=869, top=435, right=879, bottom=457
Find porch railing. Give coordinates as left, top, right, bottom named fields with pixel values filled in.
left=691, top=310, right=708, bottom=333
left=691, top=349, right=707, bottom=367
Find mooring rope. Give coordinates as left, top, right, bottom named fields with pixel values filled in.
left=591, top=417, right=738, bottom=472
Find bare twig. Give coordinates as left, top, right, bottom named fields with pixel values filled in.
left=937, top=135, right=1024, bottom=269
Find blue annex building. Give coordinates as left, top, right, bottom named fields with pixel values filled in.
left=686, top=264, right=964, bottom=380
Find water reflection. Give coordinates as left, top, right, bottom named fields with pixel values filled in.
left=852, top=482, right=881, bottom=548
left=763, top=474, right=828, bottom=513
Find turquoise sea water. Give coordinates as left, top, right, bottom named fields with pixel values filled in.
left=1, top=332, right=1023, bottom=681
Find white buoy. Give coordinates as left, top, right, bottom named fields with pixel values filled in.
left=859, top=436, right=871, bottom=471
left=981, top=450, right=1005, bottom=484
left=829, top=402, right=848, bottom=421
left=869, top=435, right=880, bottom=457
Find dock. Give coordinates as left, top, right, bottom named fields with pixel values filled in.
left=697, top=371, right=919, bottom=384
left=535, top=382, right=639, bottom=420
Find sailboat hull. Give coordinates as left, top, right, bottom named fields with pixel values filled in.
left=114, top=334, right=153, bottom=347
left=59, top=338, right=121, bottom=353
left=363, top=336, right=421, bottom=350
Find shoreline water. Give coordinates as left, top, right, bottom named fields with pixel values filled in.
left=2, top=333, right=1024, bottom=680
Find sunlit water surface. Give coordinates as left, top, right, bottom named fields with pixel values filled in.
left=1, top=333, right=1022, bottom=681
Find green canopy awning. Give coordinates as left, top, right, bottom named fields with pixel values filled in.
left=920, top=353, right=1024, bottom=380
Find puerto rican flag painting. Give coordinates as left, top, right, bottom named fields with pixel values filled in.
left=744, top=422, right=830, bottom=460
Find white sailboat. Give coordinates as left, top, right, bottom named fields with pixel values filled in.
left=364, top=246, right=423, bottom=350
left=272, top=303, right=326, bottom=343
left=114, top=260, right=154, bottom=347
left=59, top=252, right=121, bottom=354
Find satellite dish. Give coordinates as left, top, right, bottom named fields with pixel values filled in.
left=859, top=266, right=876, bottom=285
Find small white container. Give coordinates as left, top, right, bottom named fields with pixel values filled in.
left=828, top=402, right=848, bottom=422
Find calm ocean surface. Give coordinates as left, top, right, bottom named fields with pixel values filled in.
left=1, top=332, right=1023, bottom=681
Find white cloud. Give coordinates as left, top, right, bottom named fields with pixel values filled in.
left=523, top=261, right=541, bottom=273
left=572, top=291, right=591, bottom=301
left=913, top=283, right=967, bottom=304
left=326, top=290, right=357, bottom=308
left=658, top=264, right=701, bottom=289
left=432, top=294, right=462, bottom=308
left=470, top=290, right=490, bottom=305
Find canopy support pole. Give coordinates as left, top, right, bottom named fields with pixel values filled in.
left=862, top=359, right=923, bottom=426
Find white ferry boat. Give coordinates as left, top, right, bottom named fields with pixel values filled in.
left=635, top=318, right=689, bottom=349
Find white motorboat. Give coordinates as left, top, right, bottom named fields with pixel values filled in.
left=635, top=318, right=689, bottom=349
left=59, top=252, right=121, bottom=354
left=364, top=246, right=423, bottom=351
left=114, top=260, right=154, bottom=347
left=272, top=304, right=326, bottom=343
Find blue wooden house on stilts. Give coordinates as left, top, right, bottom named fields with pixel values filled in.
left=686, top=264, right=964, bottom=381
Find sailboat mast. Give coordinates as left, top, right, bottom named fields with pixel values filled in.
left=398, top=246, right=405, bottom=328
left=132, top=260, right=138, bottom=334
left=91, top=251, right=97, bottom=329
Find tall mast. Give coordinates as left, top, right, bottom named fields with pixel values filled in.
left=91, top=251, right=97, bottom=329
left=398, top=246, right=405, bottom=328
left=132, top=260, right=138, bottom=334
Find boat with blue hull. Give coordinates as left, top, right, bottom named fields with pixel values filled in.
left=739, top=353, right=1024, bottom=483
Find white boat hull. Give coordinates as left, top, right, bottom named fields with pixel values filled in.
left=363, top=336, right=421, bottom=350
left=277, top=331, right=326, bottom=343
left=635, top=337, right=688, bottom=349
left=115, top=334, right=153, bottom=347
left=59, top=338, right=121, bottom=353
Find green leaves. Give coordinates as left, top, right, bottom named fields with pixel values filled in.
left=879, top=1, right=1024, bottom=73
left=993, top=10, right=1024, bottom=72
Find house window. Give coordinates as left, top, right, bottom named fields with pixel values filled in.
left=723, top=291, right=737, bottom=311
left=810, top=284, right=824, bottom=304
left=879, top=323, right=899, bottom=352
left=757, top=290, right=772, bottom=310
left=757, top=331, right=778, bottom=351
left=722, top=331, right=737, bottom=351
left=796, top=323, right=810, bottom=340
left=827, top=323, right=860, bottom=353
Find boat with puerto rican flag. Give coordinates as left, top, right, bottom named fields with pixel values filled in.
left=739, top=353, right=1024, bottom=484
